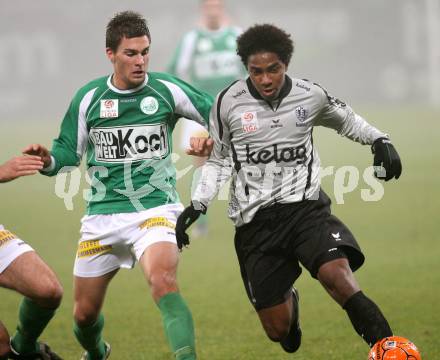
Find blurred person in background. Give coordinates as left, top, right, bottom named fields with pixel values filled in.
left=0, top=155, right=63, bottom=360
left=23, top=11, right=212, bottom=360
left=167, top=0, right=246, bottom=237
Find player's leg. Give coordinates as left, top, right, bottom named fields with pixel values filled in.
left=257, top=303, right=291, bottom=341
left=317, top=256, right=392, bottom=347
left=73, top=211, right=146, bottom=359
left=139, top=242, right=196, bottom=360
left=277, top=287, right=301, bottom=353
left=239, top=255, right=302, bottom=352
left=0, top=321, right=10, bottom=359
left=294, top=191, right=392, bottom=347
left=234, top=211, right=302, bottom=353
left=73, top=271, right=117, bottom=360
left=316, top=255, right=360, bottom=306
left=0, top=251, right=63, bottom=355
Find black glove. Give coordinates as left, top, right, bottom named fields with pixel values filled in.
left=176, top=201, right=207, bottom=250
left=371, top=137, right=402, bottom=181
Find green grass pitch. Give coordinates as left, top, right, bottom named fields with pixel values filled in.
left=0, top=107, right=439, bottom=359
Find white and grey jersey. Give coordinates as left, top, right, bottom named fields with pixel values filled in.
left=193, top=76, right=387, bottom=226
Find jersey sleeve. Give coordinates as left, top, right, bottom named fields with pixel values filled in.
left=313, top=84, right=388, bottom=145
left=192, top=93, right=232, bottom=208
left=43, top=87, right=96, bottom=176
left=157, top=76, right=214, bottom=128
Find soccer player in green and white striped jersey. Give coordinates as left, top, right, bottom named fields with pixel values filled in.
left=168, top=0, right=245, bottom=99
left=24, top=11, right=213, bottom=360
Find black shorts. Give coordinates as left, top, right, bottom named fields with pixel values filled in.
left=234, top=190, right=364, bottom=310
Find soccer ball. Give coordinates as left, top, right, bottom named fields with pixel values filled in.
left=368, top=336, right=421, bottom=360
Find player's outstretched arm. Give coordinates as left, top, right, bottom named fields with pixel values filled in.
left=371, top=138, right=402, bottom=181
left=175, top=201, right=207, bottom=250
left=22, top=144, right=52, bottom=168
left=186, top=137, right=214, bottom=157
left=0, top=155, right=44, bottom=183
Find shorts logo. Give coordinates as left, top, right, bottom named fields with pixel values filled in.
left=0, top=230, right=17, bottom=247
left=331, top=232, right=341, bottom=241
left=77, top=240, right=112, bottom=258
left=241, top=111, right=259, bottom=133
left=100, top=99, right=119, bottom=118
left=139, top=217, right=175, bottom=230
left=140, top=96, right=159, bottom=115
left=90, top=124, right=169, bottom=163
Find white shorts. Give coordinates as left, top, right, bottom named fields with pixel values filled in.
left=179, top=119, right=209, bottom=151
left=0, top=225, right=34, bottom=274
left=73, top=203, right=184, bottom=277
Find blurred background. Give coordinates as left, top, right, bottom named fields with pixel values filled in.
left=0, top=0, right=439, bottom=123
left=1, top=1, right=439, bottom=359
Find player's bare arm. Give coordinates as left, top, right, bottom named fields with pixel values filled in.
left=186, top=137, right=214, bottom=157
left=0, top=155, right=44, bottom=183
left=22, top=144, right=52, bottom=168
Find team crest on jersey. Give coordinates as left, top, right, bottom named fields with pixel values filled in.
left=295, top=106, right=308, bottom=122
left=90, top=123, right=169, bottom=163
left=241, top=112, right=259, bottom=133
left=198, top=38, right=213, bottom=52
left=100, top=99, right=119, bottom=118
left=140, top=97, right=159, bottom=115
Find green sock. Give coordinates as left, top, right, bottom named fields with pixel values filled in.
left=73, top=313, right=106, bottom=360
left=158, top=292, right=196, bottom=360
left=11, top=297, right=56, bottom=354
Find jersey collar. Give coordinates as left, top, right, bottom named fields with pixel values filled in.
left=200, top=26, right=227, bottom=36
left=106, top=74, right=149, bottom=94
left=246, top=75, right=292, bottom=110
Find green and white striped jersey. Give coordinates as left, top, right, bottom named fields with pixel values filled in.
left=167, top=26, right=246, bottom=97
left=43, top=72, right=213, bottom=215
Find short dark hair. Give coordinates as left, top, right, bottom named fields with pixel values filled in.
left=237, top=24, right=294, bottom=67
left=106, top=11, right=151, bottom=51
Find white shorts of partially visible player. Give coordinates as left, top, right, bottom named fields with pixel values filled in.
left=179, top=119, right=209, bottom=151
left=0, top=225, right=34, bottom=274
left=73, top=203, right=184, bottom=277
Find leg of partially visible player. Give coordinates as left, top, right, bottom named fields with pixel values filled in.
left=234, top=220, right=302, bottom=354
left=139, top=242, right=196, bottom=360
left=73, top=271, right=117, bottom=360
left=256, top=287, right=302, bottom=353
left=257, top=301, right=292, bottom=342
left=0, top=321, right=10, bottom=359
left=0, top=251, right=63, bottom=355
left=317, top=257, right=392, bottom=347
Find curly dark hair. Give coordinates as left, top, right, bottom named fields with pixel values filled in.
left=237, top=24, right=294, bottom=67
left=106, top=11, right=151, bottom=51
